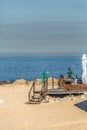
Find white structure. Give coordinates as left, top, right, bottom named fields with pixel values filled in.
left=82, top=54, right=87, bottom=83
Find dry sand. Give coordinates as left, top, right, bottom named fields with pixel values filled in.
left=0, top=82, right=87, bottom=130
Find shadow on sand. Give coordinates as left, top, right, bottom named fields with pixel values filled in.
left=75, top=100, right=87, bottom=112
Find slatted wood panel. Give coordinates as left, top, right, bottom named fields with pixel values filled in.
left=64, top=84, right=87, bottom=91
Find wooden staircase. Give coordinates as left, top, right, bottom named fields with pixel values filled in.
left=28, top=80, right=48, bottom=104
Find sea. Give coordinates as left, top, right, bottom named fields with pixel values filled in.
left=0, top=55, right=83, bottom=82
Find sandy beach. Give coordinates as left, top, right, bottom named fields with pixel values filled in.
left=0, top=80, right=87, bottom=130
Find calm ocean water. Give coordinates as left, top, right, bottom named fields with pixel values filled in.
left=0, top=55, right=82, bottom=82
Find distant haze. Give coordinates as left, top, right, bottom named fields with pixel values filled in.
left=0, top=0, right=87, bottom=55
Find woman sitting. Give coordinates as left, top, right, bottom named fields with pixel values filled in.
left=58, top=74, right=65, bottom=88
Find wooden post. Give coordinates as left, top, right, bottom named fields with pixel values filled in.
left=33, top=80, right=35, bottom=97
left=52, top=77, right=54, bottom=89
left=28, top=92, right=30, bottom=101
left=28, top=81, right=35, bottom=101
left=45, top=79, right=48, bottom=96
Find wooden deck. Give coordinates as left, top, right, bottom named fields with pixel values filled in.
left=28, top=81, right=87, bottom=103
left=47, top=88, right=87, bottom=96
left=47, top=84, right=87, bottom=96
left=35, top=84, right=87, bottom=96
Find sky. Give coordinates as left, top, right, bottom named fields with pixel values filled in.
left=0, top=0, right=87, bottom=55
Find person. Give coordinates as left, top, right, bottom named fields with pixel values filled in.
left=58, top=74, right=65, bottom=88
left=67, top=68, right=72, bottom=79
left=75, top=74, right=78, bottom=84
left=41, top=72, right=46, bottom=84
left=76, top=74, right=78, bottom=79
left=77, top=77, right=82, bottom=84
left=41, top=71, right=49, bottom=84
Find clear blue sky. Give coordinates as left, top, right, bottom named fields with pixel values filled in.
left=0, top=0, right=87, bottom=55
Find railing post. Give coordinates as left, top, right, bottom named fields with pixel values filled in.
left=28, top=80, right=35, bottom=102
left=33, top=80, right=35, bottom=97
left=52, top=77, right=54, bottom=89
left=28, top=92, right=30, bottom=101
left=45, top=79, right=48, bottom=96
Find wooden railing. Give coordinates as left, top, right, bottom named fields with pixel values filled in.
left=49, top=77, right=87, bottom=91
left=52, top=77, right=54, bottom=89
left=28, top=79, right=48, bottom=103
left=64, top=84, right=87, bottom=91
left=40, top=80, right=48, bottom=99
left=28, top=80, right=35, bottom=101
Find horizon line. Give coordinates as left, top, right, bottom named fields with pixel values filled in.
left=0, top=53, right=84, bottom=56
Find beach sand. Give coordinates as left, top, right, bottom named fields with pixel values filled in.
left=0, top=81, right=87, bottom=130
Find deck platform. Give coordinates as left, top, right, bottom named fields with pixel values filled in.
left=47, top=84, right=87, bottom=96
left=34, top=84, right=87, bottom=97
left=35, top=88, right=87, bottom=97
left=47, top=88, right=87, bottom=96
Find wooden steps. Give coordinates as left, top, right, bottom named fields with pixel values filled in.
left=28, top=94, right=42, bottom=104
left=28, top=81, right=48, bottom=104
